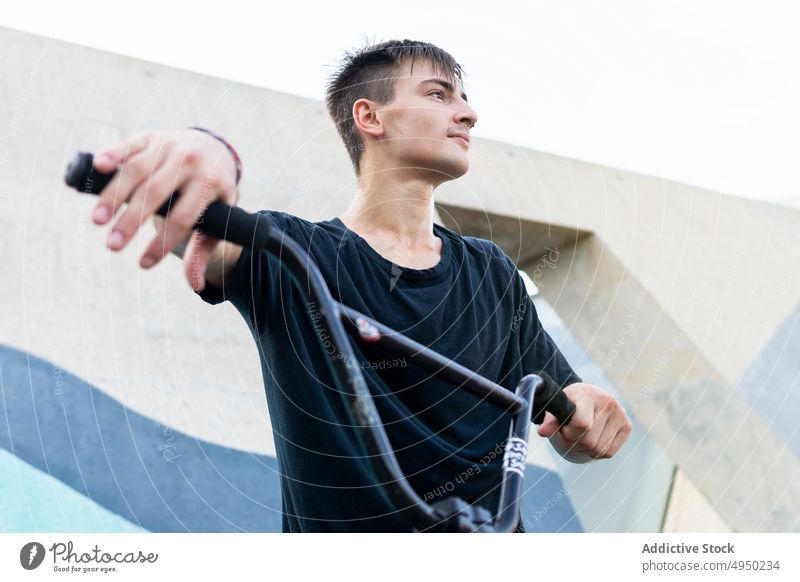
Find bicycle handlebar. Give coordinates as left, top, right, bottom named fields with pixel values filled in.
left=65, top=152, right=271, bottom=248
left=65, top=151, right=576, bottom=532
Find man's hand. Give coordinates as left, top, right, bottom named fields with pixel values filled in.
left=90, top=129, right=239, bottom=290
left=537, top=383, right=632, bottom=463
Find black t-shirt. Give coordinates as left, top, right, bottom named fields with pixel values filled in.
left=197, top=210, right=582, bottom=532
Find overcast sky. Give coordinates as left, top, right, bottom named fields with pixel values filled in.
left=3, top=0, right=798, bottom=204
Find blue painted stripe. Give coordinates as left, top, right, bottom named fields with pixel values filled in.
left=0, top=343, right=283, bottom=532
left=1, top=343, right=581, bottom=532
left=0, top=448, right=145, bottom=533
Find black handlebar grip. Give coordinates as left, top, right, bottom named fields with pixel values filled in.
left=531, top=371, right=576, bottom=426
left=64, top=151, right=273, bottom=249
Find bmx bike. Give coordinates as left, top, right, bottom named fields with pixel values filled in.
left=65, top=152, right=576, bottom=532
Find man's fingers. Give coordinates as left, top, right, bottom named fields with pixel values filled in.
left=538, top=384, right=631, bottom=462
left=599, top=413, right=633, bottom=458
left=588, top=398, right=630, bottom=458
left=91, top=128, right=240, bottom=290
left=537, top=412, right=561, bottom=438
left=93, top=133, right=149, bottom=173
left=183, top=231, right=219, bottom=292
left=138, top=177, right=212, bottom=264
left=109, top=157, right=192, bottom=253
left=558, top=401, right=593, bottom=443
left=604, top=425, right=631, bottom=458
left=92, top=137, right=156, bottom=226
left=587, top=415, right=617, bottom=459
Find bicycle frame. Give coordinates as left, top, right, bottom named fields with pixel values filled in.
left=65, top=152, right=576, bottom=532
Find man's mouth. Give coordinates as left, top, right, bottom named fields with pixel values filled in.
left=448, top=134, right=470, bottom=148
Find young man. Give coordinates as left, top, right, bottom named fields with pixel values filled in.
left=90, top=40, right=631, bottom=532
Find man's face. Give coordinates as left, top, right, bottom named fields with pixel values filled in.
left=369, top=59, right=479, bottom=183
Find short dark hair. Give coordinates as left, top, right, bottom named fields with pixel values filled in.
left=325, top=39, right=466, bottom=176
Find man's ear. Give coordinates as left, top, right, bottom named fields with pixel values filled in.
left=352, top=98, right=385, bottom=139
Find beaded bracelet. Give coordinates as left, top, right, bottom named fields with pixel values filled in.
left=188, top=126, right=243, bottom=185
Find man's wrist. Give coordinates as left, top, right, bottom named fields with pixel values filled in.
left=188, top=126, right=243, bottom=185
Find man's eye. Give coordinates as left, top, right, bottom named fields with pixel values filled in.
left=429, top=90, right=445, bottom=100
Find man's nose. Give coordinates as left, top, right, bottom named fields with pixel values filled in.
left=456, top=103, right=478, bottom=129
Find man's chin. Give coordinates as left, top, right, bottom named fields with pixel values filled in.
left=419, top=157, right=470, bottom=184
left=439, top=159, right=469, bottom=182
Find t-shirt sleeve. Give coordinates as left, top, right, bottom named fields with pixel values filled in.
left=510, top=263, right=583, bottom=389
left=194, top=209, right=291, bottom=331
left=194, top=241, right=252, bottom=306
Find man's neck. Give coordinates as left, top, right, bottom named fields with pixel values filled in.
left=339, top=172, right=438, bottom=247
